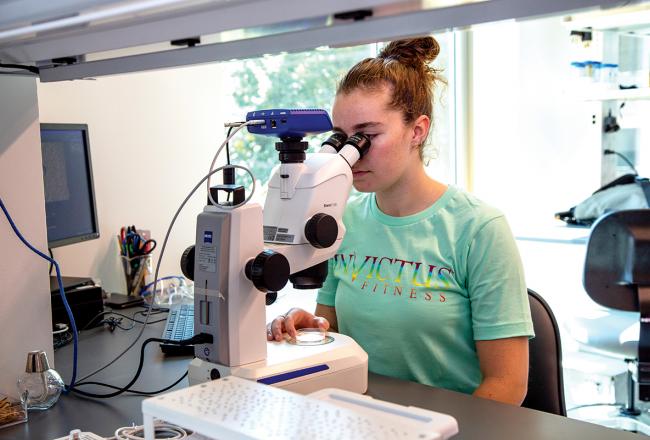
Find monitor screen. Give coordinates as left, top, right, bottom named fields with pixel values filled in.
left=40, top=123, right=99, bottom=248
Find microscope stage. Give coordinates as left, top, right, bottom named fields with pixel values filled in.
left=188, top=332, right=368, bottom=394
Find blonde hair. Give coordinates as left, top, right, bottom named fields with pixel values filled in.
left=337, top=37, right=443, bottom=159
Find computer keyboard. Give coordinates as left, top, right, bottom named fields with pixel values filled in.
left=159, top=303, right=195, bottom=356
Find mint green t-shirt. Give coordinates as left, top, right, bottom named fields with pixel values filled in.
left=317, top=186, right=534, bottom=394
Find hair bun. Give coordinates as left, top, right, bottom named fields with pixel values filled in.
left=378, top=37, right=440, bottom=68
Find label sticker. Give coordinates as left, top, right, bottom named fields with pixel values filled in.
left=198, top=244, right=217, bottom=273
left=275, top=233, right=295, bottom=243
left=263, top=226, right=277, bottom=241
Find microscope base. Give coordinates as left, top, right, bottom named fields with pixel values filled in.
left=188, top=332, right=368, bottom=394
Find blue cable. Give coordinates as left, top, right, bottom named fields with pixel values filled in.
left=0, top=197, right=78, bottom=391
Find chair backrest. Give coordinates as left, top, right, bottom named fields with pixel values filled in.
left=522, top=288, right=567, bottom=416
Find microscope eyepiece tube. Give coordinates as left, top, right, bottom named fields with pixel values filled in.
left=346, top=133, right=371, bottom=157
left=337, top=132, right=371, bottom=167
left=319, top=132, right=348, bottom=154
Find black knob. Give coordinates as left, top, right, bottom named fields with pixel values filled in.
left=245, top=250, right=290, bottom=293
left=305, top=213, right=338, bottom=249
left=180, top=245, right=195, bottom=281
left=266, top=291, right=278, bottom=305
left=290, top=261, right=329, bottom=290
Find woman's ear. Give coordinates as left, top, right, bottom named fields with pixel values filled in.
left=411, top=115, right=431, bottom=148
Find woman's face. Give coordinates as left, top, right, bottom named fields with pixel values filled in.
left=332, top=84, right=423, bottom=194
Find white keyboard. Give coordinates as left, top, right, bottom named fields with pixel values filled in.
left=142, top=376, right=458, bottom=440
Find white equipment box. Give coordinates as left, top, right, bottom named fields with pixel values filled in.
left=142, top=376, right=458, bottom=440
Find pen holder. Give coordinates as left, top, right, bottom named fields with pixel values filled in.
left=120, top=254, right=153, bottom=296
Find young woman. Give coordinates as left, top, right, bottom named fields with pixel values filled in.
left=267, top=37, right=533, bottom=405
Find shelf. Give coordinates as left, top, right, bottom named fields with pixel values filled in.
left=581, top=88, right=650, bottom=101
left=513, top=220, right=589, bottom=246
left=564, top=4, right=650, bottom=34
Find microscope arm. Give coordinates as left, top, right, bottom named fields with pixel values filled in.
left=247, top=140, right=367, bottom=293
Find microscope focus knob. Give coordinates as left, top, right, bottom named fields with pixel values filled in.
left=180, top=245, right=195, bottom=281
left=305, top=213, right=338, bottom=249
left=266, top=291, right=278, bottom=305
left=245, top=250, right=290, bottom=293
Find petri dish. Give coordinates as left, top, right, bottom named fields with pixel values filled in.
left=288, top=328, right=334, bottom=346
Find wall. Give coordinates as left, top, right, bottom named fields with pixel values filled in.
left=0, top=75, right=53, bottom=395
left=469, top=17, right=612, bottom=335
left=37, top=63, right=242, bottom=294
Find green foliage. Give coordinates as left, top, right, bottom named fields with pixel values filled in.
left=230, top=46, right=374, bottom=184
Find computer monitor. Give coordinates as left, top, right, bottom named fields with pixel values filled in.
left=40, top=123, right=100, bottom=248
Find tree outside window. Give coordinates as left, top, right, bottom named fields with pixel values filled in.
left=228, top=34, right=452, bottom=191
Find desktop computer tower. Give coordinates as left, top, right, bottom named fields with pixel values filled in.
left=50, top=276, right=104, bottom=330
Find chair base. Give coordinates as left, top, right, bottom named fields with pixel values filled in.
left=567, top=360, right=650, bottom=434
left=569, top=406, right=650, bottom=436
left=621, top=407, right=643, bottom=417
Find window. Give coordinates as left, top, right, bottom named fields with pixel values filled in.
left=223, top=33, right=455, bottom=190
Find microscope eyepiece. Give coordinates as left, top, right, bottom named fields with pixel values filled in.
left=346, top=133, right=371, bottom=158
left=321, top=132, right=348, bottom=152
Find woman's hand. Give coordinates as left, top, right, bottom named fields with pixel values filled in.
left=266, top=308, right=330, bottom=341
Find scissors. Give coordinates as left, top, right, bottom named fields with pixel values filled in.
left=126, top=232, right=156, bottom=256
left=136, top=237, right=157, bottom=255
left=119, top=225, right=157, bottom=258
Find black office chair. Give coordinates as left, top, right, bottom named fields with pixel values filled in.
left=583, top=209, right=650, bottom=415
left=522, top=288, right=567, bottom=416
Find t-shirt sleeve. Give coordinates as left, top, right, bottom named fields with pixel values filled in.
left=466, top=216, right=535, bottom=340
left=316, top=258, right=339, bottom=307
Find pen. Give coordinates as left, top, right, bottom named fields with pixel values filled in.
left=117, top=234, right=124, bottom=256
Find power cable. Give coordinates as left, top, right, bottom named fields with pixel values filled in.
left=71, top=334, right=210, bottom=398
left=75, top=371, right=188, bottom=396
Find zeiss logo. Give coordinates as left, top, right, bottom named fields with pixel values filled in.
left=204, top=231, right=213, bottom=243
